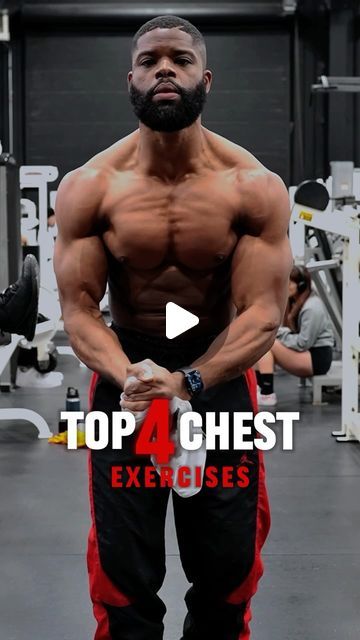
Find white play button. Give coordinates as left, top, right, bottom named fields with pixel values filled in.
left=166, top=302, right=199, bottom=339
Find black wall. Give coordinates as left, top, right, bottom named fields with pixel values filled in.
left=354, top=12, right=360, bottom=167
left=24, top=27, right=290, bottom=182
left=1, top=1, right=359, bottom=186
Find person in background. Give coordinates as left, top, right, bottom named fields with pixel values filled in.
left=47, top=206, right=56, bottom=229
left=255, top=265, right=334, bottom=406
left=0, top=254, right=39, bottom=342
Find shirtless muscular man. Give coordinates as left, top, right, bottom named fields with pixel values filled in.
left=54, top=15, right=292, bottom=640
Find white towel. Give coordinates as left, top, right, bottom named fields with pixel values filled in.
left=120, top=390, right=206, bottom=498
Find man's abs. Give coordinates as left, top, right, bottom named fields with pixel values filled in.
left=108, top=261, right=236, bottom=336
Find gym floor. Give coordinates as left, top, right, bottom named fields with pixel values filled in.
left=0, top=336, right=359, bottom=640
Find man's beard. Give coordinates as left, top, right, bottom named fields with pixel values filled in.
left=129, top=80, right=207, bottom=133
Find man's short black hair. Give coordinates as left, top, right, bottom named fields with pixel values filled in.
left=132, top=15, right=207, bottom=66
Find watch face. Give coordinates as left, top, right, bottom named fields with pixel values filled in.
left=186, top=370, right=204, bottom=396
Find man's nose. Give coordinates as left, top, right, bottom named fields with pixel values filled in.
left=155, top=58, right=176, bottom=79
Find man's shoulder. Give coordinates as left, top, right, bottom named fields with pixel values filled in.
left=235, top=167, right=289, bottom=227
left=234, top=163, right=286, bottom=205
left=57, top=165, right=107, bottom=208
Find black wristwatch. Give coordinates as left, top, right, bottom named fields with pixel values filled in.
left=176, top=368, right=204, bottom=398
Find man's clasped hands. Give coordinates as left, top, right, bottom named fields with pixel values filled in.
left=120, top=359, right=190, bottom=414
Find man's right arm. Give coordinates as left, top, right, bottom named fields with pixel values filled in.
left=54, top=167, right=130, bottom=388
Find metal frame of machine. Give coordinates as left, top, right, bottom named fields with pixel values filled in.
left=290, top=166, right=360, bottom=443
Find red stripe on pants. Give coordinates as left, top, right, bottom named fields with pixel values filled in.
left=225, top=368, right=271, bottom=640
left=87, top=372, right=132, bottom=640
left=88, top=371, right=99, bottom=413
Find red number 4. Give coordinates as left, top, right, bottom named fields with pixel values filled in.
left=135, top=399, right=175, bottom=464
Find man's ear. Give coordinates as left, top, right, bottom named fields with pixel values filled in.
left=127, top=71, right=133, bottom=89
left=204, top=70, right=212, bottom=94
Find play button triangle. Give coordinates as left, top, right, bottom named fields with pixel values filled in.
left=166, top=302, right=199, bottom=339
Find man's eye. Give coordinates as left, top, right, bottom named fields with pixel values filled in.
left=140, top=59, right=154, bottom=66
left=176, top=58, right=191, bottom=65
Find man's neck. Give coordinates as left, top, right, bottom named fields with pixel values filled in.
left=137, top=121, right=209, bottom=182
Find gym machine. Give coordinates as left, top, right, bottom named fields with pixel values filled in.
left=0, top=156, right=53, bottom=437
left=290, top=162, right=360, bottom=443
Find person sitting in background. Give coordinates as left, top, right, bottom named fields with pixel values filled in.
left=0, top=254, right=39, bottom=342
left=0, top=255, right=62, bottom=387
left=255, top=265, right=334, bottom=406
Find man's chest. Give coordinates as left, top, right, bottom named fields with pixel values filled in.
left=101, top=176, right=240, bottom=270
